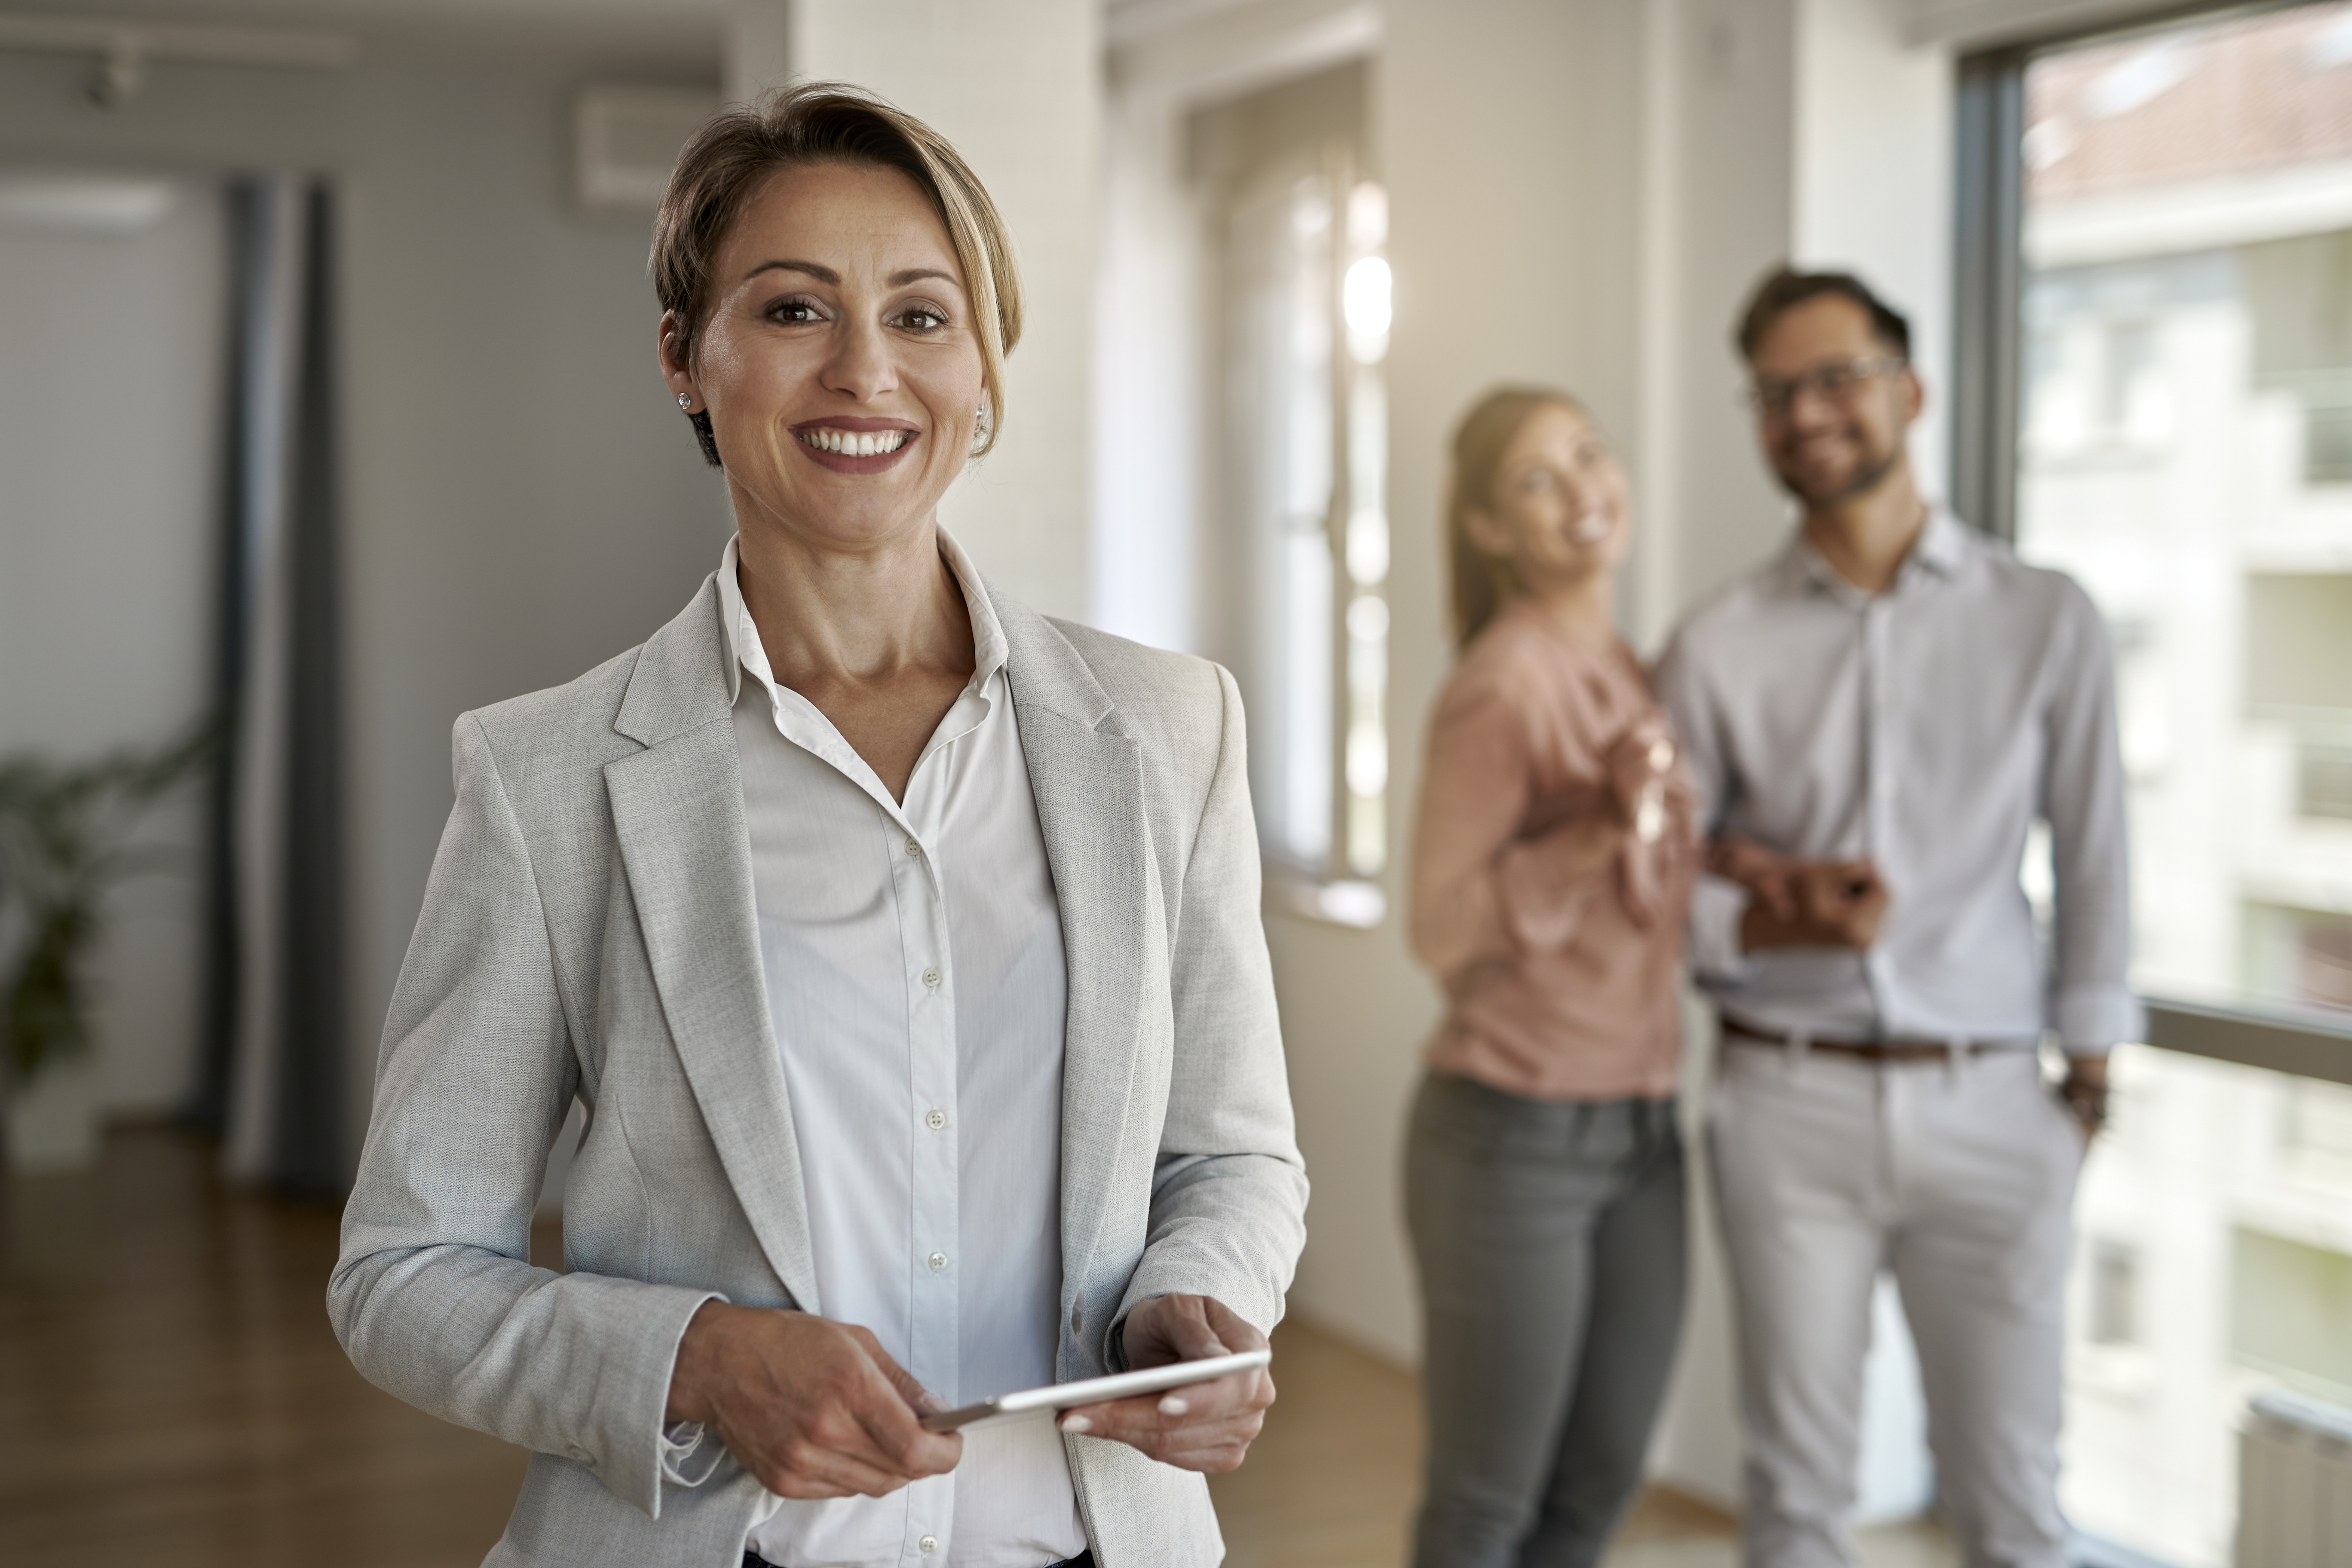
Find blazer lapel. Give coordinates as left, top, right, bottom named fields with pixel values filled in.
left=605, top=582, right=821, bottom=1314
left=997, top=595, right=1152, bottom=1323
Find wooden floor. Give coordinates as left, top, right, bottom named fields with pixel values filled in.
left=0, top=1125, right=1754, bottom=1566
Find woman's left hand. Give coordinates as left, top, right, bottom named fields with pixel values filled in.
left=1055, top=1295, right=1275, bottom=1473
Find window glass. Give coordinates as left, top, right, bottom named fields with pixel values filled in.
left=1222, top=157, right=1388, bottom=886
left=2019, top=1, right=2352, bottom=1024
left=2016, top=10, right=2352, bottom=1565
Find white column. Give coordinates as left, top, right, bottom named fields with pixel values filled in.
left=728, top=0, right=1099, bottom=621
left=1794, top=0, right=1955, bottom=505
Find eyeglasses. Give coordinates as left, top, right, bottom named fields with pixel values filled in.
left=1742, top=356, right=1908, bottom=416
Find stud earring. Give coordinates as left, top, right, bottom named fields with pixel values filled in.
left=677, top=392, right=692, bottom=410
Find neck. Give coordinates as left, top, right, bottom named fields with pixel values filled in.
left=1801, top=459, right=1928, bottom=595
left=1528, top=569, right=1615, bottom=648
left=732, top=506, right=974, bottom=692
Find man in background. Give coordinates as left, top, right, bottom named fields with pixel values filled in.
left=1654, top=267, right=2136, bottom=1568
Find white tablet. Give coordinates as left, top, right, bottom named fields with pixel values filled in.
left=919, top=1349, right=1272, bottom=1433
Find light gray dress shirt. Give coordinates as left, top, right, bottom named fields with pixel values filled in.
left=713, top=533, right=1087, bottom=1568
left=1652, top=509, right=2139, bottom=1054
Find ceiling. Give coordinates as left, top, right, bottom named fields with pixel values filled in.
left=2, top=0, right=731, bottom=71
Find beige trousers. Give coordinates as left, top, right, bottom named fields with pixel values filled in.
left=1708, top=1042, right=2083, bottom=1568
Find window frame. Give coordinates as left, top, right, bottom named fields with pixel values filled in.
left=1949, top=5, right=2352, bottom=1089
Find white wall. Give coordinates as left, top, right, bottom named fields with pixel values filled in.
left=731, top=0, right=1101, bottom=622
left=1092, top=74, right=1208, bottom=656
left=0, top=184, right=224, bottom=1115
left=0, top=44, right=731, bottom=1160
left=1796, top=0, right=1956, bottom=504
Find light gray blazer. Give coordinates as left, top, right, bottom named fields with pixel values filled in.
left=328, top=575, right=1309, bottom=1568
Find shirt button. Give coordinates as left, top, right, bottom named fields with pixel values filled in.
left=928, top=1251, right=948, bottom=1273
left=925, top=1109, right=947, bottom=1130
left=921, top=968, right=942, bottom=989
left=906, top=839, right=922, bottom=857
left=919, top=1537, right=939, bottom=1555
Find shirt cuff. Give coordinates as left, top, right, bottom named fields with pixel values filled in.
left=2055, top=983, right=2142, bottom=1056
left=658, top=1421, right=724, bottom=1489
left=1688, top=873, right=1755, bottom=982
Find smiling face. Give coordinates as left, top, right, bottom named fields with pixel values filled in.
left=660, top=159, right=986, bottom=554
left=1466, top=401, right=1632, bottom=596
left=1748, top=293, right=1921, bottom=508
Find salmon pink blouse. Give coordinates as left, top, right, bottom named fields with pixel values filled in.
left=1409, top=597, right=1698, bottom=1102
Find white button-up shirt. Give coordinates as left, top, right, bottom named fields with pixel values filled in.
left=714, top=533, right=1087, bottom=1568
left=1654, top=510, right=2139, bottom=1053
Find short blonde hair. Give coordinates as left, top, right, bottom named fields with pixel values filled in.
left=651, top=82, right=1023, bottom=461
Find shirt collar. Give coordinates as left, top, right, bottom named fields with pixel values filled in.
left=1780, top=503, right=1973, bottom=606
left=716, top=526, right=1009, bottom=708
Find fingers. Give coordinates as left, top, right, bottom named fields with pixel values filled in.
left=1787, top=859, right=1888, bottom=946
left=698, top=1310, right=963, bottom=1499
left=1058, top=1369, right=1276, bottom=1472
left=761, top=1435, right=927, bottom=1500
left=850, top=1353, right=963, bottom=1478
left=861, top=1333, right=949, bottom=1417
left=1069, top=1297, right=1275, bottom=1473
left=1118, top=1294, right=1226, bottom=1369
left=1059, top=1370, right=1271, bottom=1439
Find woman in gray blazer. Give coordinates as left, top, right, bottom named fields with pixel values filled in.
left=328, top=84, right=1308, bottom=1568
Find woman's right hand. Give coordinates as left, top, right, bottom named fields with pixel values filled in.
left=666, top=1300, right=963, bottom=1498
left=1707, top=835, right=1799, bottom=920
left=1602, top=722, right=1678, bottom=845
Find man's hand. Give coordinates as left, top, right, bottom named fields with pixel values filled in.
left=1056, top=1295, right=1274, bottom=1473
left=1735, top=854, right=1890, bottom=951
left=2059, top=1054, right=2110, bottom=1146
left=665, top=1301, right=962, bottom=1499
left=1709, top=836, right=1798, bottom=921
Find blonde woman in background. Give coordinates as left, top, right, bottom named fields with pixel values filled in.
left=1405, top=388, right=1697, bottom=1568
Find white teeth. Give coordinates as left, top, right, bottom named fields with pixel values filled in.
left=799, top=427, right=909, bottom=457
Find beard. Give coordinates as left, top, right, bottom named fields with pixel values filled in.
left=1772, top=425, right=1901, bottom=507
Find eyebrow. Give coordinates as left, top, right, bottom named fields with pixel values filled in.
left=743, top=260, right=962, bottom=290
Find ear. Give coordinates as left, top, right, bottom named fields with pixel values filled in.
left=658, top=310, right=698, bottom=404
left=1899, top=363, right=1925, bottom=422
left=1462, top=504, right=1515, bottom=562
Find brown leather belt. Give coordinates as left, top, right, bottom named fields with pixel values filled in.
left=1721, top=1020, right=2024, bottom=1062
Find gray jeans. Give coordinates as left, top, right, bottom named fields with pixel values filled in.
left=1405, top=1072, right=1689, bottom=1568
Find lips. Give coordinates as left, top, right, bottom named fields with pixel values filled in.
left=790, top=418, right=920, bottom=475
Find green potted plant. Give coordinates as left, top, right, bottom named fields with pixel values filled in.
left=0, top=720, right=215, bottom=1173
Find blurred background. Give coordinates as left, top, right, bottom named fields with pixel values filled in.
left=1, top=1, right=2348, bottom=1565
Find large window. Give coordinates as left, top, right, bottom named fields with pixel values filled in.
left=1193, top=63, right=1389, bottom=921
left=1958, top=6, right=2352, bottom=1564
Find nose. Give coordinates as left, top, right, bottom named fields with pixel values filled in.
left=1560, top=469, right=1615, bottom=542
left=820, top=314, right=899, bottom=404
left=1781, top=380, right=1842, bottom=429
left=1557, top=465, right=1598, bottom=518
